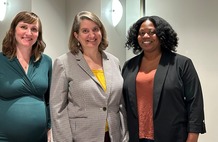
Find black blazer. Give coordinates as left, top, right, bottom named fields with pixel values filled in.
left=122, top=49, right=206, bottom=142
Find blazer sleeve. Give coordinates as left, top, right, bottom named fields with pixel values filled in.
left=119, top=92, right=129, bottom=142
left=50, top=58, right=73, bottom=142
left=182, top=58, right=206, bottom=133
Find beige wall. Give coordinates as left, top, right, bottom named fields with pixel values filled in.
left=32, top=0, right=68, bottom=62
left=125, top=0, right=141, bottom=60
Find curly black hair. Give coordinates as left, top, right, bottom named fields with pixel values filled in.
left=125, top=16, right=178, bottom=54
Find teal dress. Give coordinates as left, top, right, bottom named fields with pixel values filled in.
left=0, top=53, right=52, bottom=142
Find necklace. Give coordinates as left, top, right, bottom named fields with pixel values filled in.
left=17, top=57, right=29, bottom=71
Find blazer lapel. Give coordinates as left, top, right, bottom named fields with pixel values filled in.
left=101, top=52, right=111, bottom=96
left=75, top=51, right=105, bottom=91
left=127, top=54, right=143, bottom=118
left=153, top=50, right=171, bottom=117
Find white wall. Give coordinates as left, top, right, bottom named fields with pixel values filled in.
left=125, top=0, right=141, bottom=60
left=101, top=0, right=126, bottom=67
left=128, top=0, right=218, bottom=141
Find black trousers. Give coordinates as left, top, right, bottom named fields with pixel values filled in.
left=139, top=138, right=154, bottom=142
left=104, top=131, right=111, bottom=142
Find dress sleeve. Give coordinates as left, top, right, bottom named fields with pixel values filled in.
left=44, top=55, right=52, bottom=129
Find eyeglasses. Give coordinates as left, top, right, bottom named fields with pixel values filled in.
left=138, top=30, right=156, bottom=36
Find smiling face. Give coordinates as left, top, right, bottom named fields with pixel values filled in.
left=74, top=19, right=102, bottom=52
left=137, top=20, right=161, bottom=53
left=15, top=21, right=39, bottom=49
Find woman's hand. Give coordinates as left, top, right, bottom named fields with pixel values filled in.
left=186, top=133, right=199, bottom=142
left=47, top=129, right=52, bottom=142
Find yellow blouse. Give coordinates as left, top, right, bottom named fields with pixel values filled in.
left=92, top=69, right=109, bottom=132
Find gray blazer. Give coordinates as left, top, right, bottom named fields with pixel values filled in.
left=50, top=51, right=129, bottom=142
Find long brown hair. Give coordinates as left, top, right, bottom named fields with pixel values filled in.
left=2, top=11, right=46, bottom=61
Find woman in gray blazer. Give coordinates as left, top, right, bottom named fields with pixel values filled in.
left=122, top=16, right=206, bottom=142
left=50, top=11, right=129, bottom=142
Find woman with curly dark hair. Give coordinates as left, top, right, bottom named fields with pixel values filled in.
left=122, top=16, right=206, bottom=142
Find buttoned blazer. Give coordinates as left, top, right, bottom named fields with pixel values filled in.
left=50, top=51, right=129, bottom=142
left=122, top=49, right=206, bottom=142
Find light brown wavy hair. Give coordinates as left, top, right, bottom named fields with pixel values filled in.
left=68, top=11, right=108, bottom=54
left=2, top=11, right=45, bottom=61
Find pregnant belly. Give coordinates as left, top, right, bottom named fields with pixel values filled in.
left=0, top=96, right=47, bottom=141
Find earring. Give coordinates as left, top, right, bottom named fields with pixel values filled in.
left=77, top=42, right=80, bottom=47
